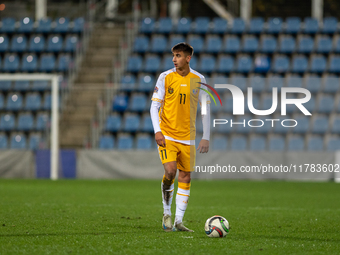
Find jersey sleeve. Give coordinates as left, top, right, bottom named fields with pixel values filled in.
left=151, top=72, right=166, bottom=103
left=199, top=76, right=211, bottom=105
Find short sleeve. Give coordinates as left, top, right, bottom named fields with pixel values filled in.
left=151, top=73, right=166, bottom=103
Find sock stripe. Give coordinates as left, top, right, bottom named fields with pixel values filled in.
left=177, top=193, right=189, bottom=197
left=178, top=182, right=191, bottom=190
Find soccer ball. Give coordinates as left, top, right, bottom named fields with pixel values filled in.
left=204, top=215, right=229, bottom=238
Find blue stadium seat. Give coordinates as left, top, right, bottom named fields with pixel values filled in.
left=36, top=112, right=50, bottom=131
left=222, top=94, right=233, bottom=113
left=242, top=36, right=258, bottom=53
left=6, top=93, right=23, bottom=111
left=322, top=17, right=337, bottom=34
left=248, top=17, right=264, bottom=34
left=3, top=54, right=20, bottom=72
left=46, top=35, right=63, bottom=52
left=287, top=136, right=304, bottom=151
left=267, top=17, right=283, bottom=33
left=17, top=112, right=34, bottom=131
left=126, top=55, right=142, bottom=72
left=327, top=137, right=340, bottom=151
left=331, top=117, right=340, bottom=133
left=0, top=55, right=2, bottom=70
left=278, top=36, right=295, bottom=53
left=128, top=93, right=147, bottom=112
left=230, top=75, right=247, bottom=91
left=260, top=36, right=277, bottom=53
left=54, top=17, right=70, bottom=33
left=32, top=80, right=49, bottom=91
left=304, top=75, right=321, bottom=93
left=211, top=75, right=228, bottom=85
left=10, top=35, right=27, bottom=52
left=236, top=55, right=253, bottom=73
left=297, top=36, right=314, bottom=53
left=21, top=53, right=38, bottom=72
left=36, top=17, right=52, bottom=33
left=211, top=17, right=227, bottom=34
left=168, top=35, right=185, bottom=48
left=28, top=133, right=43, bottom=150
left=230, top=18, right=245, bottom=34
left=304, top=97, right=316, bottom=113
left=269, top=136, right=285, bottom=151
left=234, top=116, right=252, bottom=133
left=307, top=136, right=324, bottom=151
left=334, top=37, right=340, bottom=53
left=230, top=136, right=247, bottom=151
left=285, top=17, right=301, bottom=34
left=14, top=80, right=30, bottom=91
left=261, top=94, right=277, bottom=112
left=133, top=35, right=149, bottom=53
left=112, top=94, right=128, bottom=112
left=72, top=17, right=84, bottom=33
left=272, top=55, right=290, bottom=73
left=0, top=34, right=9, bottom=52
left=214, top=113, right=233, bottom=133
left=0, top=113, right=16, bottom=131
left=188, top=35, right=204, bottom=53
left=0, top=17, right=16, bottom=33
left=249, top=75, right=265, bottom=93
left=328, top=55, right=340, bottom=73
left=249, top=136, right=266, bottom=151
left=254, top=55, right=270, bottom=73
left=136, top=134, right=153, bottom=150
left=212, top=135, right=228, bottom=150
left=309, top=55, right=327, bottom=73
left=0, top=81, right=12, bottom=91
left=291, top=55, right=308, bottom=73
left=10, top=134, right=27, bottom=149
left=194, top=17, right=210, bottom=34
left=25, top=92, right=42, bottom=111
left=161, top=54, right=174, bottom=70
left=117, top=134, right=134, bottom=150
left=39, top=54, right=56, bottom=72
left=141, top=114, right=153, bottom=133
left=144, top=55, right=161, bottom=73
left=150, top=35, right=167, bottom=53
left=157, top=17, right=173, bottom=34
left=0, top=133, right=7, bottom=149
left=57, top=54, right=72, bottom=72
left=303, top=17, right=319, bottom=34
left=42, top=93, right=53, bottom=111
left=190, top=56, right=198, bottom=70
left=99, top=135, right=115, bottom=149
left=140, top=17, right=155, bottom=34
left=217, top=55, right=234, bottom=73
left=64, top=34, right=78, bottom=52
left=0, top=93, right=4, bottom=109
left=28, top=35, right=45, bottom=52
left=318, top=94, right=334, bottom=113
left=224, top=36, right=240, bottom=53
left=323, top=75, right=339, bottom=93
left=137, top=74, right=154, bottom=92
left=176, top=17, right=192, bottom=34
left=316, top=36, right=332, bottom=53
left=311, top=115, right=329, bottom=133
left=267, top=75, right=284, bottom=92
left=123, top=113, right=141, bottom=132
left=105, top=114, right=121, bottom=132
left=206, top=35, right=222, bottom=53
left=198, top=55, right=216, bottom=73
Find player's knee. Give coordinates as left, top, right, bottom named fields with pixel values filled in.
left=164, top=164, right=176, bottom=180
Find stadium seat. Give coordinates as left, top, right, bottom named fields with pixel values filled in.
left=0, top=81, right=12, bottom=91
left=14, top=80, right=30, bottom=91
left=126, top=55, right=142, bottom=72
left=253, top=117, right=273, bottom=134
left=139, top=17, right=155, bottom=34
left=323, top=75, right=339, bottom=93
left=3, top=54, right=20, bottom=72
left=230, top=136, right=247, bottom=151
left=317, top=94, right=334, bottom=113
left=133, top=35, right=149, bottom=53
left=123, top=114, right=140, bottom=132
left=211, top=17, right=228, bottom=34
left=321, top=17, right=337, bottom=34
left=254, top=55, right=270, bottom=73
left=36, top=112, right=50, bottom=131
left=6, top=93, right=23, bottom=111
left=168, top=35, right=185, bottom=48
left=188, top=35, right=204, bottom=53
left=42, top=93, right=53, bottom=111
left=260, top=36, right=277, bottom=53
left=161, top=54, right=174, bottom=70
left=249, top=75, right=265, bottom=93
left=267, top=75, right=284, bottom=92
left=217, top=55, right=234, bottom=73
left=278, top=36, right=295, bottom=53
left=249, top=136, right=266, bottom=150
left=39, top=54, right=56, bottom=72
left=25, top=92, right=42, bottom=111
left=236, top=55, right=253, bottom=73
left=157, top=17, right=173, bottom=34
left=222, top=94, right=233, bottom=113
left=267, top=17, right=283, bottom=33
left=304, top=75, right=321, bottom=93
left=57, top=54, right=72, bottom=72
left=234, top=116, right=252, bottom=133
left=10, top=35, right=27, bottom=52
left=297, top=36, right=314, bottom=53
left=72, top=17, right=85, bottom=33
left=176, top=17, right=192, bottom=34
left=193, top=17, right=210, bottom=34
left=291, top=55, right=308, bottom=73
left=198, top=55, right=216, bottom=73
left=285, top=17, right=301, bottom=34
left=224, top=36, right=240, bottom=53
left=150, top=35, right=167, bottom=53
left=21, top=53, right=38, bottom=72
left=136, top=134, right=153, bottom=150
left=211, top=75, right=228, bottom=85
left=261, top=94, right=277, bottom=112
left=17, top=112, right=34, bottom=131
left=0, top=34, right=9, bottom=52
left=328, top=55, right=340, bottom=73
left=0, top=93, right=4, bottom=110
left=28, top=133, right=43, bottom=150
left=326, top=137, right=340, bottom=151
left=137, top=74, right=154, bottom=92
left=0, top=113, right=15, bottom=131
left=212, top=135, right=228, bottom=150
left=286, top=76, right=302, bottom=88
left=230, top=75, right=247, bottom=91
left=36, top=17, right=52, bottom=33
left=0, top=133, right=7, bottom=149
left=0, top=55, right=2, bottom=70
left=331, top=117, right=340, bottom=133
left=206, top=35, right=222, bottom=53
left=117, top=134, right=134, bottom=150
left=32, top=80, right=49, bottom=91
left=307, top=136, right=324, bottom=151
left=304, top=97, right=316, bottom=113
left=120, top=74, right=135, bottom=92
left=112, top=94, right=128, bottom=112
left=272, top=55, right=290, bottom=73
left=268, top=136, right=285, bottom=151
left=309, top=55, right=327, bottom=73
left=242, top=36, right=258, bottom=53
left=311, top=115, right=329, bottom=133
left=334, top=36, right=340, bottom=53
left=287, top=136, right=304, bottom=151
left=28, top=35, right=45, bottom=52
left=10, top=133, right=27, bottom=149
left=105, top=114, right=121, bottom=132
left=128, top=93, right=147, bottom=112
left=54, top=17, right=70, bottom=33
left=99, top=135, right=115, bottom=149
left=140, top=114, right=153, bottom=133
left=248, top=17, right=264, bottom=34
left=0, top=17, right=16, bottom=33
left=144, top=55, right=161, bottom=73
left=189, top=55, right=198, bottom=70
left=46, top=35, right=63, bottom=52
left=315, top=36, right=332, bottom=53
left=230, top=18, right=245, bottom=34
left=303, top=17, right=319, bottom=34
left=64, top=34, right=78, bottom=52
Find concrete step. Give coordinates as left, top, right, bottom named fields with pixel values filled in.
left=76, top=74, right=107, bottom=83
left=86, top=48, right=118, bottom=56
left=79, top=67, right=111, bottom=76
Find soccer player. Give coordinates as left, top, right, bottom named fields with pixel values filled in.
left=150, top=42, right=211, bottom=232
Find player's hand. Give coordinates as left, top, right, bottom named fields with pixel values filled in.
left=155, top=132, right=166, bottom=147
left=197, top=139, right=209, bottom=153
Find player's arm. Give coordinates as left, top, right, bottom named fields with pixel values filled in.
left=197, top=102, right=210, bottom=153
left=150, top=101, right=166, bottom=147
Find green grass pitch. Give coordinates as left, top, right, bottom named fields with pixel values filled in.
left=0, top=179, right=339, bottom=254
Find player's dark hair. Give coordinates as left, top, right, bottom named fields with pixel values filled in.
left=172, top=42, right=194, bottom=56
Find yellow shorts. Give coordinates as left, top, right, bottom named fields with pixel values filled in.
left=157, top=139, right=196, bottom=172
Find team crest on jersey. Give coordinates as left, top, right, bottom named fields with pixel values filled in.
left=168, top=87, right=174, bottom=94
left=193, top=89, right=198, bottom=95
left=154, top=86, right=158, bottom=93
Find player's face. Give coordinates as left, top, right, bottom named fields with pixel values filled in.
left=172, top=51, right=191, bottom=69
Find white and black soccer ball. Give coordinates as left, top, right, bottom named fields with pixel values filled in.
left=204, top=215, right=229, bottom=238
